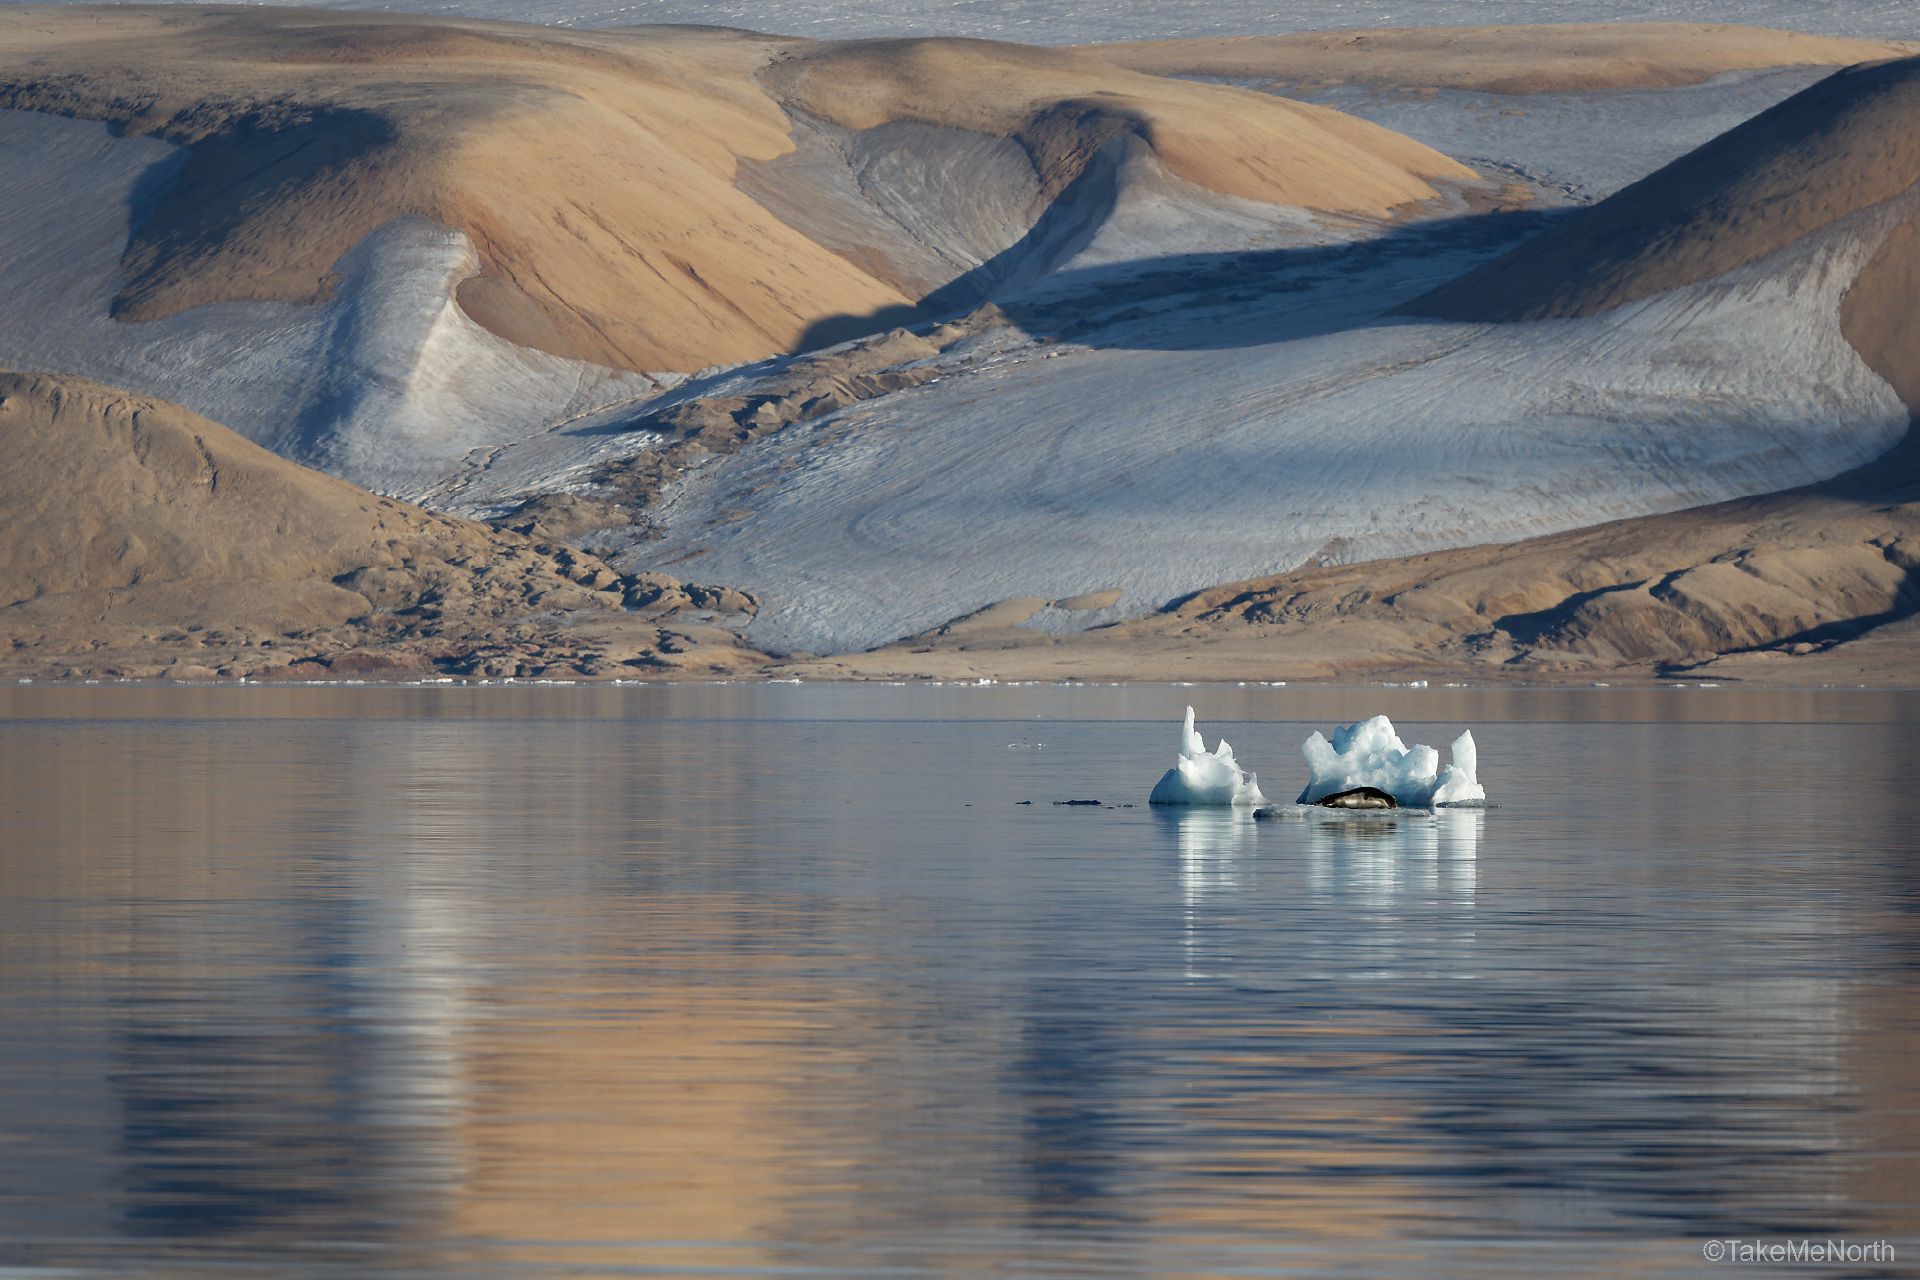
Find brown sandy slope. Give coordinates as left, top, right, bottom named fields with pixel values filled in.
left=0, top=371, right=766, bottom=679
left=1078, top=23, right=1917, bottom=95
left=0, top=8, right=892, bottom=374
left=0, top=7, right=1471, bottom=374
left=1840, top=216, right=1920, bottom=413
left=786, top=434, right=1920, bottom=687
left=760, top=37, right=1474, bottom=213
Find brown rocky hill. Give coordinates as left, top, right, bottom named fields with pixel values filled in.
left=0, top=371, right=763, bottom=679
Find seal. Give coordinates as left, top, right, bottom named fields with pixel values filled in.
left=1315, top=786, right=1398, bottom=810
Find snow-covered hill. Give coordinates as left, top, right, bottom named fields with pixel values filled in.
left=0, top=12, right=1472, bottom=492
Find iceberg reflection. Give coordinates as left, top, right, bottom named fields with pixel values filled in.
left=1304, top=806, right=1480, bottom=907
left=1165, top=807, right=1256, bottom=978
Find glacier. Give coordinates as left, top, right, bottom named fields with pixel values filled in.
left=638, top=188, right=1911, bottom=654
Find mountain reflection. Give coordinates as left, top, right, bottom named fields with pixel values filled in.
left=0, top=688, right=1913, bottom=1275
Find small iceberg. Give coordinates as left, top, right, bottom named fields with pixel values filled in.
left=1297, top=715, right=1486, bottom=808
left=1149, top=707, right=1268, bottom=807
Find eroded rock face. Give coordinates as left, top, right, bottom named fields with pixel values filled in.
left=505, top=323, right=969, bottom=546
left=497, top=493, right=638, bottom=544
left=620, top=573, right=759, bottom=618
left=1842, top=217, right=1920, bottom=416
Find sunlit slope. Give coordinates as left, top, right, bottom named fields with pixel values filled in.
left=761, top=37, right=1473, bottom=215
left=0, top=370, right=611, bottom=629
left=0, top=11, right=893, bottom=373
left=1408, top=54, right=1920, bottom=415
left=0, top=7, right=1472, bottom=375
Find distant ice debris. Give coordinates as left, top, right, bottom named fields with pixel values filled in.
left=1149, top=707, right=1268, bottom=807
left=1297, top=715, right=1486, bottom=808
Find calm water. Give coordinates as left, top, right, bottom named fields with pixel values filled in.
left=1, top=684, right=1916, bottom=1278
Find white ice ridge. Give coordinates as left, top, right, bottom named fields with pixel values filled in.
left=1149, top=707, right=1268, bottom=807
left=1297, top=715, right=1486, bottom=808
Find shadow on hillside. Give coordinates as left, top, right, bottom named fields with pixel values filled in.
left=1816, top=413, right=1920, bottom=503
left=560, top=208, right=1531, bottom=439
left=571, top=172, right=1560, bottom=437
left=793, top=199, right=1561, bottom=357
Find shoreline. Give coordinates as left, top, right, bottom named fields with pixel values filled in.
left=3, top=670, right=1913, bottom=690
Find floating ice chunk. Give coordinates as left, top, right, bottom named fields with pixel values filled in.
left=1296, top=715, right=1486, bottom=808
left=1149, top=707, right=1268, bottom=807
left=1429, top=730, right=1486, bottom=806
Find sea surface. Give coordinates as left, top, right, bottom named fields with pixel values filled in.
left=1, top=683, right=1915, bottom=1278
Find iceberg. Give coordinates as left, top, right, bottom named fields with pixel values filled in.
left=1149, top=707, right=1268, bottom=807
left=1297, top=715, right=1486, bottom=808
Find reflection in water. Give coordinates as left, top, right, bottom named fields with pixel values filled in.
left=0, top=687, right=1915, bottom=1276
left=1303, top=805, right=1481, bottom=908
left=1170, top=808, right=1252, bottom=980
left=1174, top=807, right=1254, bottom=903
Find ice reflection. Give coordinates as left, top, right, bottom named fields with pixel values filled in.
left=1304, top=806, right=1480, bottom=908
left=1172, top=808, right=1254, bottom=902
left=1167, top=808, right=1256, bottom=978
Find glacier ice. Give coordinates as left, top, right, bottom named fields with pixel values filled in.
left=1297, top=715, right=1487, bottom=808
left=1149, top=707, right=1268, bottom=807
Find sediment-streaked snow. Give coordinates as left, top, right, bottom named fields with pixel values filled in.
left=1298, top=715, right=1486, bottom=808
left=0, top=110, right=654, bottom=496
left=1149, top=707, right=1268, bottom=807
